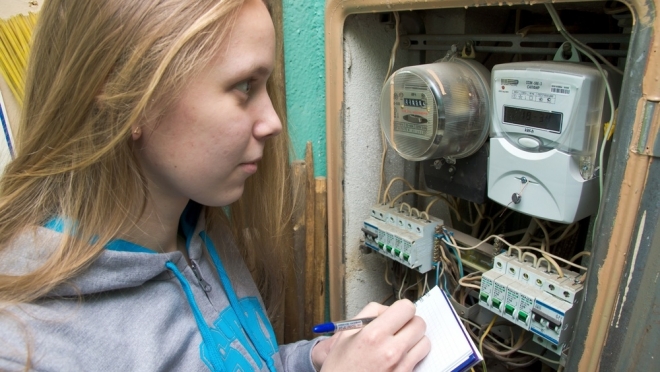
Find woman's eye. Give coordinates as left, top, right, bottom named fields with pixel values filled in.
left=236, top=80, right=252, bottom=94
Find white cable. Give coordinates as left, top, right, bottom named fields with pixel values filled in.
left=545, top=3, right=617, bottom=244
left=378, top=12, right=401, bottom=204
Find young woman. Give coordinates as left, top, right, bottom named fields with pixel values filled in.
left=0, top=0, right=430, bottom=370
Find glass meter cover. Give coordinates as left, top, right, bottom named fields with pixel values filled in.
left=379, top=58, right=491, bottom=161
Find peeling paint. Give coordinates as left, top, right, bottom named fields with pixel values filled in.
left=615, top=211, right=647, bottom=328
left=283, top=0, right=328, bottom=176
left=612, top=292, right=621, bottom=328
left=581, top=148, right=651, bottom=370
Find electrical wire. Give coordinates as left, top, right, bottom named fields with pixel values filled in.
left=484, top=330, right=530, bottom=357
left=498, top=227, right=529, bottom=238
left=537, top=256, right=565, bottom=278
left=534, top=218, right=551, bottom=252
left=384, top=261, right=393, bottom=286
left=0, top=13, right=38, bottom=106
left=546, top=4, right=623, bottom=75
left=397, top=267, right=408, bottom=299
left=516, top=350, right=560, bottom=365
left=424, top=194, right=460, bottom=216
left=570, top=251, right=591, bottom=263
left=443, top=234, right=588, bottom=272
left=398, top=202, right=412, bottom=214
left=388, top=189, right=437, bottom=207
left=441, top=234, right=464, bottom=279
left=492, top=208, right=514, bottom=233
left=377, top=12, right=401, bottom=205
left=545, top=3, right=618, bottom=242
left=549, top=222, right=579, bottom=245
left=479, top=316, right=497, bottom=372
left=382, top=177, right=415, bottom=204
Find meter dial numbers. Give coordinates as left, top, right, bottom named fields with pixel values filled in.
left=392, top=90, right=434, bottom=140
left=403, top=98, right=427, bottom=108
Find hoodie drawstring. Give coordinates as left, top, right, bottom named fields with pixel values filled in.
left=165, top=232, right=277, bottom=372
left=165, top=261, right=225, bottom=372
left=199, top=231, right=277, bottom=372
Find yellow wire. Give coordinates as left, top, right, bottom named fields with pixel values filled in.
left=0, top=13, right=37, bottom=107
left=0, top=40, right=23, bottom=97
left=479, top=315, right=497, bottom=372
left=8, top=19, right=29, bottom=61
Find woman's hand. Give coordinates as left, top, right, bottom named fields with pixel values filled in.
left=311, top=299, right=430, bottom=371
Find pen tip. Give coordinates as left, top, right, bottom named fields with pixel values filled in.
left=312, top=323, right=334, bottom=333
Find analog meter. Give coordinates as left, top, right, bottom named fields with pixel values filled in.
left=379, top=58, right=491, bottom=161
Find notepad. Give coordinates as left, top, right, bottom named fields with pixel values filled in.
left=414, top=286, right=483, bottom=372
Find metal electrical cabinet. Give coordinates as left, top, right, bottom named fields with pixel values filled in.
left=324, top=0, right=659, bottom=370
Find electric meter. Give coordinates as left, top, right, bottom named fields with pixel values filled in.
left=488, top=61, right=608, bottom=224
left=379, top=58, right=491, bottom=161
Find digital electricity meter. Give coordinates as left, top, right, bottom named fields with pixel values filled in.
left=488, top=61, right=608, bottom=224
left=379, top=58, right=491, bottom=161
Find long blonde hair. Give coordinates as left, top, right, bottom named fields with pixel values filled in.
left=0, top=0, right=291, bottom=318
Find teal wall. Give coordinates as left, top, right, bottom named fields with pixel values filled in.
left=282, top=0, right=327, bottom=177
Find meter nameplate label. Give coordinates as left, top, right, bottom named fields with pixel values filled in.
left=512, top=90, right=556, bottom=104
left=392, top=88, right=434, bottom=140
left=501, top=79, right=519, bottom=86
left=551, top=84, right=571, bottom=95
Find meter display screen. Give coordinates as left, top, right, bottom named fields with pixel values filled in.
left=503, top=106, right=562, bottom=133
left=403, top=98, right=427, bottom=108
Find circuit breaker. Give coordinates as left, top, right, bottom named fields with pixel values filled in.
left=362, top=203, right=443, bottom=273
left=479, top=252, right=584, bottom=355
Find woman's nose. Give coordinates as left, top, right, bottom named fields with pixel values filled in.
left=254, top=93, right=283, bottom=140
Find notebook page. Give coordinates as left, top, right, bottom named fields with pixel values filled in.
left=414, top=286, right=482, bottom=372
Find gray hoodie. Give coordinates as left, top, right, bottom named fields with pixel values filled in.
left=0, top=203, right=320, bottom=371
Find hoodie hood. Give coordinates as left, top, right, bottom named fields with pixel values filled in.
left=0, top=202, right=319, bottom=372
left=0, top=203, right=203, bottom=298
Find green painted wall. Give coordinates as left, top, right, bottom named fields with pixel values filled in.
left=282, top=0, right=327, bottom=177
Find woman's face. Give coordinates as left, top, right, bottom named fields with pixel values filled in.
left=135, top=0, right=281, bottom=209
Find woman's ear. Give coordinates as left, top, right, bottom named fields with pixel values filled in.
left=132, top=126, right=142, bottom=140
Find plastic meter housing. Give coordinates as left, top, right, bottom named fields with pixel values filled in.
left=490, top=61, right=607, bottom=180
left=379, top=58, right=491, bottom=161
left=488, top=61, right=607, bottom=224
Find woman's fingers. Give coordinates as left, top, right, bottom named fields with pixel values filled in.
left=319, top=299, right=431, bottom=371
left=352, top=301, right=389, bottom=319
left=368, top=299, right=417, bottom=336
left=394, top=335, right=432, bottom=372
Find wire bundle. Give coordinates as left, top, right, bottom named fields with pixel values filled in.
left=0, top=12, right=38, bottom=106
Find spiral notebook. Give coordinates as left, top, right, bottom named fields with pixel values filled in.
left=414, top=286, right=483, bottom=372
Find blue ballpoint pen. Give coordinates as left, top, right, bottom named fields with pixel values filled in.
left=312, top=317, right=376, bottom=333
